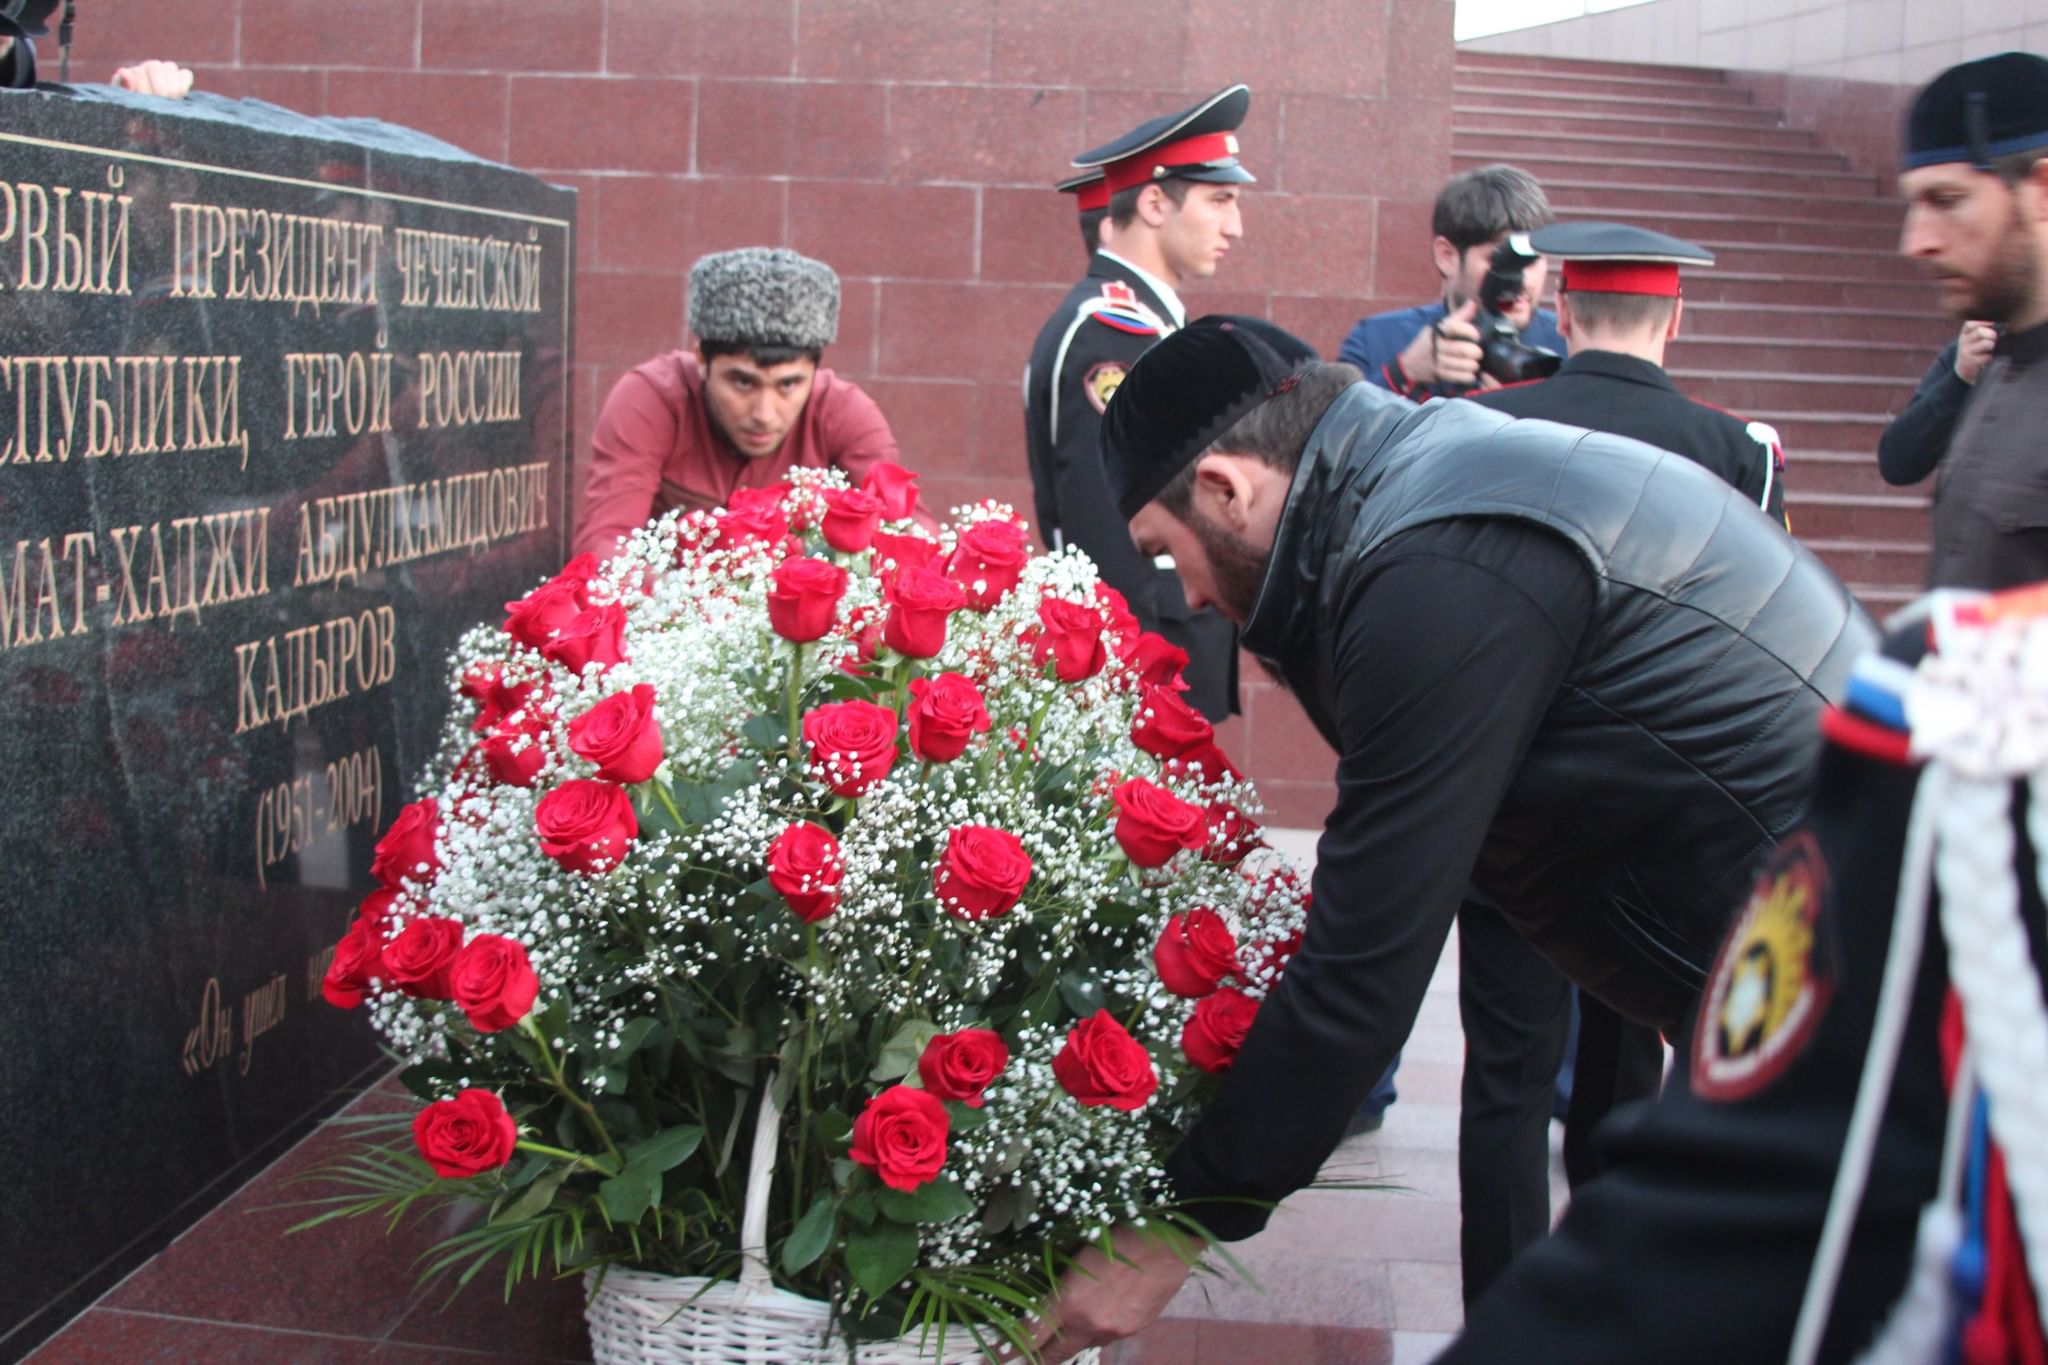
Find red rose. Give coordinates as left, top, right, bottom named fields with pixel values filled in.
left=932, top=824, right=1033, bottom=920
left=917, top=1029, right=1009, bottom=1108
left=450, top=934, right=540, bottom=1033
left=371, top=798, right=441, bottom=889
left=848, top=1084, right=950, bottom=1192
left=1202, top=800, right=1260, bottom=865
left=820, top=486, right=885, bottom=554
left=766, top=821, right=845, bottom=923
left=540, top=601, right=628, bottom=674
left=481, top=706, right=551, bottom=788
left=906, top=673, right=992, bottom=763
left=945, top=520, right=1029, bottom=610
left=322, top=917, right=384, bottom=1008
left=461, top=663, right=539, bottom=734
left=534, top=779, right=638, bottom=874
left=356, top=886, right=398, bottom=931
left=766, top=556, right=848, bottom=643
left=871, top=531, right=939, bottom=578
left=502, top=577, right=587, bottom=651
left=1245, top=929, right=1302, bottom=985
left=1051, top=1009, right=1158, bottom=1110
left=1033, top=598, right=1107, bottom=682
left=381, top=915, right=465, bottom=999
left=1165, top=742, right=1242, bottom=785
left=1120, top=631, right=1190, bottom=691
left=1110, top=778, right=1208, bottom=868
left=556, top=551, right=602, bottom=584
left=802, top=700, right=901, bottom=797
left=865, top=462, right=921, bottom=521
left=1095, top=584, right=1140, bottom=643
left=1130, top=684, right=1215, bottom=760
left=883, top=565, right=966, bottom=659
left=569, top=684, right=664, bottom=783
left=836, top=606, right=885, bottom=677
left=1182, top=988, right=1260, bottom=1074
left=412, top=1088, right=519, bottom=1179
left=716, top=496, right=789, bottom=549
left=1153, top=908, right=1241, bottom=998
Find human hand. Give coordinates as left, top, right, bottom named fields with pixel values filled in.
left=110, top=60, right=193, bottom=98
left=1010, top=1223, right=1200, bottom=1363
left=1955, top=320, right=1997, bottom=385
left=1395, top=298, right=1483, bottom=389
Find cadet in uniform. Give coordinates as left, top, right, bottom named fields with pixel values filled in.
left=1022, top=86, right=1253, bottom=721
left=1470, top=220, right=1788, bottom=527
left=1055, top=169, right=1111, bottom=259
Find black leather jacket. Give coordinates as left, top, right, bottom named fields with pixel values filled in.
left=1242, top=383, right=1875, bottom=1027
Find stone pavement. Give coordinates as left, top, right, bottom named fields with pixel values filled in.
left=29, top=829, right=1510, bottom=1364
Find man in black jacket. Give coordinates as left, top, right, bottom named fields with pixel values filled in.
left=1022, top=86, right=1253, bottom=722
left=1024, top=315, right=1872, bottom=1361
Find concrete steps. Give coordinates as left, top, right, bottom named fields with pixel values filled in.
left=1455, top=50, right=1938, bottom=600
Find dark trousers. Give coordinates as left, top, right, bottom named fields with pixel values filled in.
left=1455, top=899, right=1666, bottom=1307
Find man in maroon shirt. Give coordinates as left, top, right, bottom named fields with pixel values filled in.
left=573, top=247, right=912, bottom=559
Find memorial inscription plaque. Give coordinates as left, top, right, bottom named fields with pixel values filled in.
left=0, top=86, right=573, bottom=1358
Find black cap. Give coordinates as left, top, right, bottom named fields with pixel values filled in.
left=0, top=0, right=57, bottom=35
left=1074, top=85, right=1256, bottom=197
left=1904, top=51, right=2048, bottom=170
left=1528, top=220, right=1714, bottom=295
left=1100, top=314, right=1319, bottom=519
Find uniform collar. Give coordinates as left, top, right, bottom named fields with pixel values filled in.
left=1549, top=349, right=1681, bottom=393
left=1094, top=248, right=1186, bottom=328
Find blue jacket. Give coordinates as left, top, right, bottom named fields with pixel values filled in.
left=1337, top=301, right=1567, bottom=399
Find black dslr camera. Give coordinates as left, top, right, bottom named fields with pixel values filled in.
left=1475, top=233, right=1562, bottom=385
left=0, top=0, right=67, bottom=89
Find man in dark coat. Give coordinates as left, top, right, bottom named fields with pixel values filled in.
left=1896, top=51, right=2048, bottom=590
left=1023, top=314, right=1873, bottom=1361
left=1022, top=86, right=1253, bottom=721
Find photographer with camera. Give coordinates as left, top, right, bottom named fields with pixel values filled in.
left=1337, top=163, right=1566, bottom=398
left=1, top=2, right=191, bottom=93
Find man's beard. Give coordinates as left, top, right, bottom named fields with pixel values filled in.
left=1959, top=197, right=2040, bottom=324
left=1188, top=509, right=1271, bottom=624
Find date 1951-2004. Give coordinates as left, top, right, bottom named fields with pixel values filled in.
left=253, top=743, right=384, bottom=889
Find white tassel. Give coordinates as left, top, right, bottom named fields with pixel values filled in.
left=1851, top=1203, right=1963, bottom=1365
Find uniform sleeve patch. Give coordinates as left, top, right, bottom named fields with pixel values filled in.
left=1083, top=361, right=1127, bottom=413
left=1088, top=309, right=1160, bottom=337
left=1691, top=831, right=1835, bottom=1102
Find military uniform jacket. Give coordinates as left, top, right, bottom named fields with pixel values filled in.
left=1928, top=319, right=2048, bottom=589
left=1468, top=349, right=1787, bottom=525
left=1022, top=253, right=1238, bottom=719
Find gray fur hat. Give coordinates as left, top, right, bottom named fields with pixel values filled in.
left=687, top=247, right=840, bottom=351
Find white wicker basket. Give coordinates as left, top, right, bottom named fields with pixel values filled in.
left=583, top=1076, right=1099, bottom=1364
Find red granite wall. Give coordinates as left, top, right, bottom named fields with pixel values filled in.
left=69, top=0, right=1456, bottom=828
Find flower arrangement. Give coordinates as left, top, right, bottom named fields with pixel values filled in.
left=305, top=467, right=1307, bottom=1358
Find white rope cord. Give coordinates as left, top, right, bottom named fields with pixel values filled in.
left=1787, top=764, right=1949, bottom=1365
left=1850, top=1043, right=1980, bottom=1365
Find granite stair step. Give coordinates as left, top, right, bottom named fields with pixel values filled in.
left=1790, top=449, right=1919, bottom=495
left=1452, top=83, right=1775, bottom=118
left=1782, top=491, right=1930, bottom=541
left=1680, top=304, right=1953, bottom=347
left=1454, top=127, right=1851, bottom=170
left=1550, top=205, right=1897, bottom=249
left=1799, top=536, right=1929, bottom=588
left=1454, top=107, right=1823, bottom=148
left=1671, top=370, right=1921, bottom=411
left=1544, top=181, right=1904, bottom=223
left=1664, top=334, right=1932, bottom=377
left=1673, top=272, right=1940, bottom=309
left=1452, top=150, right=1878, bottom=194
left=1455, top=51, right=1737, bottom=84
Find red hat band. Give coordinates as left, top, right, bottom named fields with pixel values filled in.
left=1074, top=180, right=1110, bottom=212
left=1560, top=261, right=1682, bottom=297
left=1103, top=132, right=1241, bottom=194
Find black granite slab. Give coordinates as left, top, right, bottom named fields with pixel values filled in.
left=0, top=85, right=573, bottom=1362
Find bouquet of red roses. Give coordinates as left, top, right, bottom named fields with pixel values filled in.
left=305, top=467, right=1306, bottom=1358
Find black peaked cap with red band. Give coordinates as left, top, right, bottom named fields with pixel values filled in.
left=1528, top=220, right=1715, bottom=298
left=1072, top=84, right=1256, bottom=197
left=1055, top=169, right=1110, bottom=214
left=1100, top=314, right=1318, bottom=519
